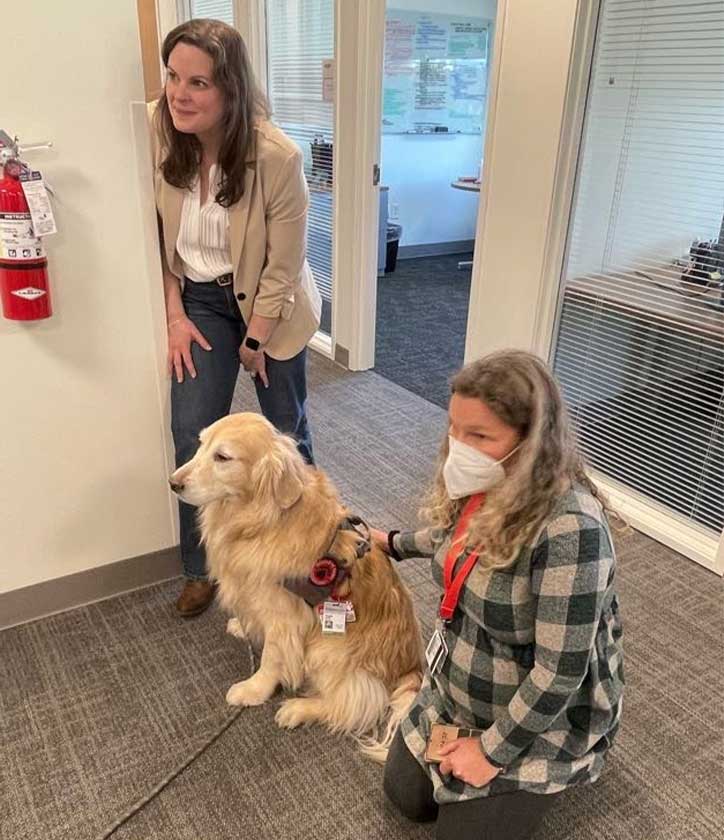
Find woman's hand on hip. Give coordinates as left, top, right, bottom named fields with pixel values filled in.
left=167, top=315, right=212, bottom=383
left=438, top=738, right=501, bottom=788
left=239, top=345, right=269, bottom=388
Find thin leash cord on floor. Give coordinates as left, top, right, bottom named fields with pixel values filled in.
left=97, top=643, right=255, bottom=840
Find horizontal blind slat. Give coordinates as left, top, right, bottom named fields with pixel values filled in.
left=266, top=0, right=335, bottom=317
left=190, top=0, right=234, bottom=24
left=558, top=374, right=724, bottom=449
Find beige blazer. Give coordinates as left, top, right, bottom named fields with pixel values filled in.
left=148, top=101, right=322, bottom=361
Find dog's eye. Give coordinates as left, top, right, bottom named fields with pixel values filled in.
left=214, top=452, right=232, bottom=463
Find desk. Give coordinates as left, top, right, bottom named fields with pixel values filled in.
left=563, top=271, right=724, bottom=341
left=556, top=271, right=723, bottom=531
left=450, top=179, right=481, bottom=193
left=560, top=270, right=723, bottom=405
left=450, top=179, right=481, bottom=269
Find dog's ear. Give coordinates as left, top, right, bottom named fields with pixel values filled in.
left=252, top=436, right=306, bottom=510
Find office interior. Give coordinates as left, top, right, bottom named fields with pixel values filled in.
left=1, top=2, right=722, bottom=840
left=373, top=0, right=494, bottom=407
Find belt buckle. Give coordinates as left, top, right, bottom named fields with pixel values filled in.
left=216, top=273, right=233, bottom=287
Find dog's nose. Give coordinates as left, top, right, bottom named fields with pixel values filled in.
left=169, top=479, right=184, bottom=493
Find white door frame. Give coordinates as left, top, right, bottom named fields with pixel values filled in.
left=527, top=0, right=601, bottom=360
left=464, top=0, right=582, bottom=361
left=156, top=0, right=180, bottom=44
left=463, top=0, right=506, bottom=366
left=332, top=0, right=385, bottom=370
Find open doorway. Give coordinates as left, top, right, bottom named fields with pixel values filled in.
left=373, top=2, right=496, bottom=407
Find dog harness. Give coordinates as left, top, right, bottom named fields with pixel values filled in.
left=282, top=515, right=370, bottom=607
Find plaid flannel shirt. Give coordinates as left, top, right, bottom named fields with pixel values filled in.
left=395, top=485, right=624, bottom=804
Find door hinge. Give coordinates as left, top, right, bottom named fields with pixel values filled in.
left=373, top=163, right=380, bottom=186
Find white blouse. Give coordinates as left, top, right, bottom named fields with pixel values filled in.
left=176, top=164, right=233, bottom=282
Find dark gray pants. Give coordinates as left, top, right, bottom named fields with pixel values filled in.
left=383, top=731, right=560, bottom=840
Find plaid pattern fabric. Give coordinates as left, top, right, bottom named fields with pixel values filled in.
left=395, top=486, right=624, bottom=804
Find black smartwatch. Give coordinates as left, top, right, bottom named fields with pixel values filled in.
left=387, top=530, right=403, bottom=562
left=244, top=336, right=262, bottom=351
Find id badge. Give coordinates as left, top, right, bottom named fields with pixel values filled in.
left=316, top=600, right=355, bottom=625
left=320, top=601, right=347, bottom=634
left=425, top=629, right=448, bottom=675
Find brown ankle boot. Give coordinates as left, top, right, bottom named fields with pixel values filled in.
left=176, top=579, right=217, bottom=617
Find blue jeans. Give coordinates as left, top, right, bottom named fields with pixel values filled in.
left=171, top=279, right=314, bottom=580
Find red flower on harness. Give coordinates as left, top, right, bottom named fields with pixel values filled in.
left=309, top=558, right=339, bottom=587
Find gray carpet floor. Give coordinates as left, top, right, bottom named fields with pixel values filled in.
left=374, top=254, right=472, bottom=409
left=2, top=352, right=723, bottom=840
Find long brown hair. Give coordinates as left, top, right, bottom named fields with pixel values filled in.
left=422, top=350, right=613, bottom=570
left=155, top=18, right=270, bottom=207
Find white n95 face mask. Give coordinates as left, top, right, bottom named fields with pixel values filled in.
left=443, top=435, right=518, bottom=499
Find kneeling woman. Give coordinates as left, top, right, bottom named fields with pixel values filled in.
left=374, top=350, right=624, bottom=840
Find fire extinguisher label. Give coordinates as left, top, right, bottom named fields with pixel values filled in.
left=11, top=286, right=47, bottom=300
left=0, top=212, right=45, bottom=261
left=20, top=171, right=57, bottom=237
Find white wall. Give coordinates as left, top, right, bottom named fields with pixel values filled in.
left=382, top=134, right=483, bottom=246
left=0, top=0, right=175, bottom=594
left=381, top=0, right=496, bottom=247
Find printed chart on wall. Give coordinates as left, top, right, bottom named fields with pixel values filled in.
left=383, top=10, right=489, bottom=135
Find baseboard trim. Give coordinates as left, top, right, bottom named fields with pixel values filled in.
left=397, top=239, right=474, bottom=260
left=309, top=330, right=333, bottom=359
left=334, top=342, right=350, bottom=368
left=0, top=547, right=183, bottom=631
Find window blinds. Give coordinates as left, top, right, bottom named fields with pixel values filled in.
left=265, top=0, right=335, bottom=334
left=553, top=0, right=724, bottom=534
left=189, top=0, right=234, bottom=25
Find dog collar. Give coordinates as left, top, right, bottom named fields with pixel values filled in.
left=336, top=515, right=371, bottom=559
left=283, top=557, right=348, bottom=607
left=282, top=515, right=370, bottom=607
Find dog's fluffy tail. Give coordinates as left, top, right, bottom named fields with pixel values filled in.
left=356, top=670, right=421, bottom=764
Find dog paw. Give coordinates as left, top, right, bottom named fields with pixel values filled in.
left=275, top=699, right=309, bottom=730
left=226, top=678, right=271, bottom=707
left=226, top=617, right=246, bottom=639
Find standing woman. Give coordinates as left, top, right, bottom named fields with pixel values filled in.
left=149, top=19, right=321, bottom=616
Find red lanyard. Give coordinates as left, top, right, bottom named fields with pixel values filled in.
left=440, top=494, right=485, bottom=622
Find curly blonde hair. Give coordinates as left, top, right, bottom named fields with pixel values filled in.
left=421, top=350, right=610, bottom=570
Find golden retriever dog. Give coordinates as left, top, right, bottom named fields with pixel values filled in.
left=169, top=412, right=423, bottom=760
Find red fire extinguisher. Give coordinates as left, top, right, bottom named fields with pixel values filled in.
left=0, top=150, right=52, bottom=321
